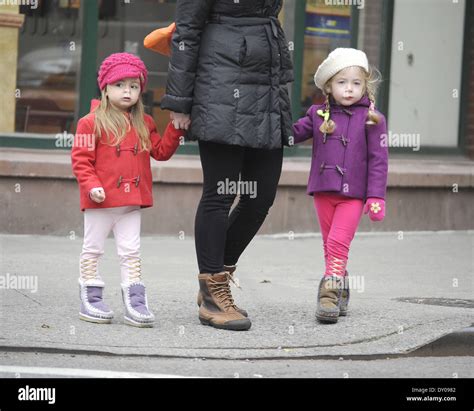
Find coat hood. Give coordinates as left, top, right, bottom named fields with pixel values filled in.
left=90, top=99, right=101, bottom=113
left=329, top=94, right=371, bottom=109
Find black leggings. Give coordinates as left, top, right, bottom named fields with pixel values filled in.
left=195, top=140, right=283, bottom=274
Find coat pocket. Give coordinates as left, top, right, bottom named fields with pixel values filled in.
left=239, top=36, right=247, bottom=65
left=212, top=27, right=243, bottom=67
left=240, top=34, right=271, bottom=72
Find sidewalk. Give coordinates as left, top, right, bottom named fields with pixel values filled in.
left=0, top=231, right=472, bottom=360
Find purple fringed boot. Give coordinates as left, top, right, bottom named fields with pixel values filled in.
left=79, top=279, right=114, bottom=324
left=121, top=282, right=155, bottom=327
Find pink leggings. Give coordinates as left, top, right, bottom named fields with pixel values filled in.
left=313, top=193, right=364, bottom=277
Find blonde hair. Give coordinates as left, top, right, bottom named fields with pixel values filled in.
left=319, top=65, right=382, bottom=134
left=93, top=88, right=151, bottom=151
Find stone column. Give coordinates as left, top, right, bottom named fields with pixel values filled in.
left=0, top=5, right=24, bottom=133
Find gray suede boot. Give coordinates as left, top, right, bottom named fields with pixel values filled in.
left=339, top=271, right=350, bottom=316
left=316, top=275, right=344, bottom=324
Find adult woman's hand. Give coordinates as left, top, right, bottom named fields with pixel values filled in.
left=170, top=112, right=191, bottom=130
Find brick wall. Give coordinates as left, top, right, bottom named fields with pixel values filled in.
left=359, top=0, right=383, bottom=70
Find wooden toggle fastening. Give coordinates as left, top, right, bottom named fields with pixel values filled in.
left=319, top=161, right=325, bottom=174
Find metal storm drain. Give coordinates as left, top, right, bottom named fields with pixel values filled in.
left=391, top=297, right=474, bottom=356
left=394, top=297, right=474, bottom=309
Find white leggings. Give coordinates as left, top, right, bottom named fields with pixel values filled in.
left=80, top=206, right=141, bottom=285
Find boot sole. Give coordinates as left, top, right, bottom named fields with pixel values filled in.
left=124, top=316, right=154, bottom=328
left=199, top=316, right=251, bottom=331
left=79, top=312, right=112, bottom=324
left=316, top=313, right=339, bottom=324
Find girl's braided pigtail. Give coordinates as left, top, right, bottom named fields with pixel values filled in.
left=366, top=89, right=379, bottom=125
left=319, top=94, right=336, bottom=134
left=365, top=67, right=381, bottom=125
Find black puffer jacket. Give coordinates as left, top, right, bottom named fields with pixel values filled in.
left=160, top=0, right=294, bottom=149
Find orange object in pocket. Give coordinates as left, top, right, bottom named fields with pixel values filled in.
left=143, top=22, right=176, bottom=57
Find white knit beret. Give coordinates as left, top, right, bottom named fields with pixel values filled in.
left=314, top=48, right=369, bottom=90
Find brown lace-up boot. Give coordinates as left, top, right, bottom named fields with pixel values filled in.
left=198, top=272, right=251, bottom=331
left=197, top=265, right=248, bottom=317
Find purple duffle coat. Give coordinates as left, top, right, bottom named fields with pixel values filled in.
left=292, top=95, right=388, bottom=200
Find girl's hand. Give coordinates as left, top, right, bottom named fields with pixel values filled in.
left=170, top=112, right=191, bottom=130
left=90, top=187, right=106, bottom=203
left=364, top=198, right=385, bottom=222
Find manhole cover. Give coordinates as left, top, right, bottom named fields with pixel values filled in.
left=395, top=297, right=474, bottom=309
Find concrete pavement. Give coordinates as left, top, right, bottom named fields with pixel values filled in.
left=0, top=231, right=472, bottom=369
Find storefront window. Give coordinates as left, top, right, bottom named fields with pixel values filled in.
left=96, top=0, right=176, bottom=133
left=15, top=0, right=82, bottom=134
left=301, top=0, right=352, bottom=115
left=14, top=0, right=177, bottom=135
left=9, top=0, right=355, bottom=152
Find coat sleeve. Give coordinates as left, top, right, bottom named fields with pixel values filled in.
left=160, top=0, right=216, bottom=114
left=71, top=117, right=103, bottom=194
left=149, top=119, right=183, bottom=161
left=292, top=106, right=315, bottom=144
left=366, top=113, right=389, bottom=199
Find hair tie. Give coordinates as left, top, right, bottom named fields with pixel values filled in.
left=317, top=109, right=330, bottom=122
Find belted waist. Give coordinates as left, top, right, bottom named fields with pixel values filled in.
left=206, top=12, right=293, bottom=83
left=207, top=14, right=280, bottom=37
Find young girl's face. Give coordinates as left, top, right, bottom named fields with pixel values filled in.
left=106, top=77, right=141, bottom=111
left=328, top=66, right=365, bottom=106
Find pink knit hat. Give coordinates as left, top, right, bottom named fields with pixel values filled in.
left=97, top=52, right=148, bottom=91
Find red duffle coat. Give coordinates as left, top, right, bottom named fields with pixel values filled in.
left=71, top=100, right=183, bottom=211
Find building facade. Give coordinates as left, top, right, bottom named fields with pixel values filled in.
left=0, top=0, right=473, bottom=235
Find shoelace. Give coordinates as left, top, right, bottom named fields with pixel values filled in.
left=228, top=272, right=242, bottom=290
left=327, top=256, right=346, bottom=277
left=209, top=273, right=238, bottom=311
left=80, top=258, right=98, bottom=282
left=126, top=257, right=142, bottom=283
